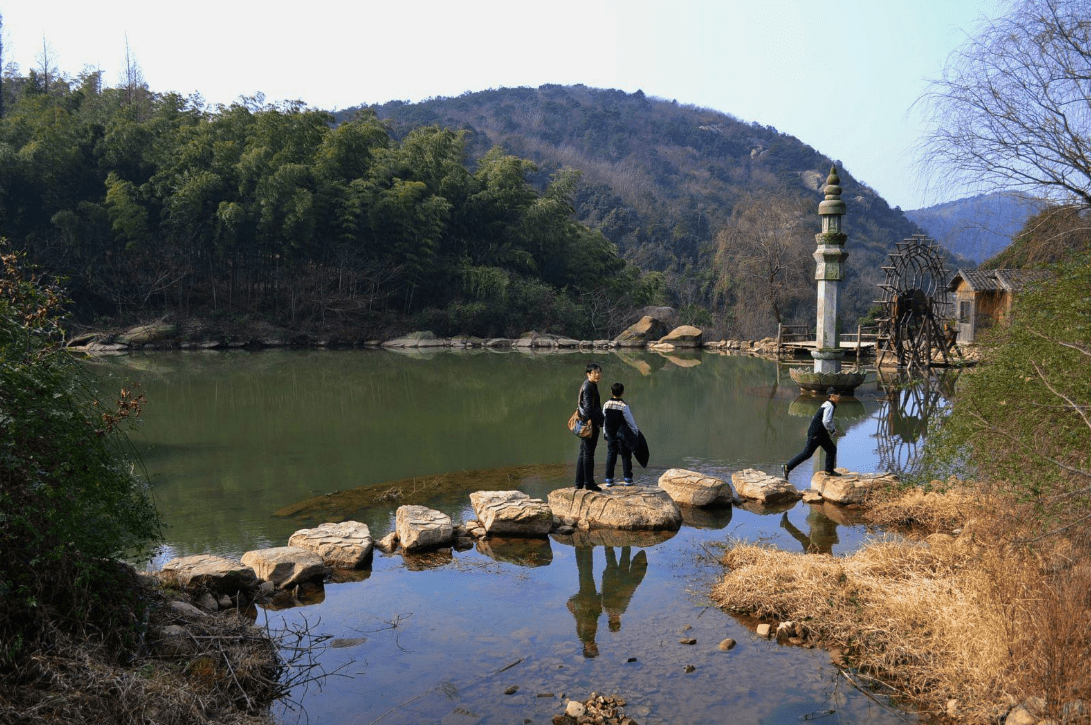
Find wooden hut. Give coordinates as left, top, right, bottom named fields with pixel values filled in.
left=947, top=268, right=1054, bottom=343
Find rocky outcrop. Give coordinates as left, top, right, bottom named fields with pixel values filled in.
left=468, top=490, right=553, bottom=536
left=157, top=554, right=259, bottom=595
left=395, top=505, right=454, bottom=551
left=240, top=546, right=326, bottom=589
left=288, top=521, right=374, bottom=568
left=731, top=468, right=802, bottom=504
left=658, top=468, right=733, bottom=507
left=810, top=470, right=898, bottom=504
left=614, top=316, right=669, bottom=346
left=116, top=321, right=177, bottom=345
left=548, top=486, right=682, bottom=531
left=658, top=325, right=703, bottom=348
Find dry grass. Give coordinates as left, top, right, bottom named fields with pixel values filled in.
left=711, top=487, right=1091, bottom=724
left=0, top=581, right=283, bottom=725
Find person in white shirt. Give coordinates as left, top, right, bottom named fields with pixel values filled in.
left=783, top=387, right=842, bottom=479
left=602, top=382, right=640, bottom=486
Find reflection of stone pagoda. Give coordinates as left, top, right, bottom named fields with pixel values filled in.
left=789, top=167, right=866, bottom=396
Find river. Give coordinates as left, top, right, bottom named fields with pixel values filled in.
left=88, top=348, right=936, bottom=725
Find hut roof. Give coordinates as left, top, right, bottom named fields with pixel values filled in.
left=948, top=268, right=1054, bottom=293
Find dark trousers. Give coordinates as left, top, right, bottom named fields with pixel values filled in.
left=575, top=427, right=600, bottom=487
left=786, top=429, right=837, bottom=474
left=604, top=437, right=633, bottom=481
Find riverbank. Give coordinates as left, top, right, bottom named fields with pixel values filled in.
left=0, top=569, right=284, bottom=725
left=711, top=484, right=1091, bottom=725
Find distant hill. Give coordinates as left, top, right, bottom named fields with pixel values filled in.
left=905, top=192, right=1043, bottom=265
left=339, top=85, right=929, bottom=333
left=980, top=204, right=1091, bottom=270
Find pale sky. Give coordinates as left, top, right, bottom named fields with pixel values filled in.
left=2, top=0, right=1004, bottom=210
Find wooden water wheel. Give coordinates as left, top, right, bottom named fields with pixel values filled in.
left=875, top=235, right=957, bottom=370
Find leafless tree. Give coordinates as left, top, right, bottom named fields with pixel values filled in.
left=920, top=0, right=1091, bottom=208
left=712, top=192, right=815, bottom=338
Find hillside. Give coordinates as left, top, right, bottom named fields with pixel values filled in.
left=980, top=204, right=1091, bottom=270
left=905, top=192, right=1043, bottom=264
left=339, top=85, right=928, bottom=334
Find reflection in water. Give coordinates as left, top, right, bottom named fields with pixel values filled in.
left=474, top=536, right=553, bottom=567
left=874, top=370, right=956, bottom=477
left=780, top=510, right=838, bottom=554
left=568, top=546, right=602, bottom=658
left=566, top=546, right=649, bottom=657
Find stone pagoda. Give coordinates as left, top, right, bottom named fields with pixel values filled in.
left=789, top=167, right=866, bottom=396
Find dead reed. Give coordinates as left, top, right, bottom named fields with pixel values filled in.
left=711, top=486, right=1091, bottom=723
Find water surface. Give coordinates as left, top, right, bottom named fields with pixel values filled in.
left=89, top=349, right=923, bottom=725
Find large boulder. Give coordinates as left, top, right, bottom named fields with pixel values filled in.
left=116, top=321, right=177, bottom=345
left=381, top=331, right=442, bottom=348
left=811, top=471, right=898, bottom=505
left=614, top=316, right=669, bottom=346
left=395, top=505, right=454, bottom=551
left=469, top=490, right=553, bottom=537
left=548, top=487, right=682, bottom=531
left=288, top=521, right=374, bottom=568
left=731, top=468, right=802, bottom=504
left=658, top=325, right=704, bottom=348
left=156, top=554, right=258, bottom=595
left=658, top=468, right=733, bottom=508
left=240, top=547, right=326, bottom=589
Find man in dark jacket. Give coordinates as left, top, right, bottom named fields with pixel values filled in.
left=783, top=387, right=842, bottom=479
left=575, top=363, right=604, bottom=491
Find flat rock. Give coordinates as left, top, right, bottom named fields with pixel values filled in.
left=157, top=554, right=258, bottom=594
left=731, top=468, right=802, bottom=504
left=240, top=546, right=326, bottom=589
left=469, top=490, right=553, bottom=536
left=658, top=468, right=732, bottom=507
left=547, top=487, right=682, bottom=531
left=288, top=521, right=374, bottom=568
left=395, top=505, right=454, bottom=551
left=811, top=470, right=898, bottom=504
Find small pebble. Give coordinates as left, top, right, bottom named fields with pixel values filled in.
left=683, top=664, right=696, bottom=673
left=679, top=638, right=697, bottom=645
left=718, top=638, right=737, bottom=651
left=504, top=685, right=518, bottom=695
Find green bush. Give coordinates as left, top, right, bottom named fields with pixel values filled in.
left=919, top=253, right=1091, bottom=539
left=0, top=247, right=161, bottom=661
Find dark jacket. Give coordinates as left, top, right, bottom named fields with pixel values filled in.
left=807, top=400, right=837, bottom=438
left=578, top=379, right=603, bottom=426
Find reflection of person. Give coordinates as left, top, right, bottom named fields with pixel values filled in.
left=575, top=363, right=604, bottom=491
left=602, top=383, right=640, bottom=486
left=601, top=547, right=647, bottom=631
left=780, top=511, right=838, bottom=554
left=566, top=546, right=602, bottom=657
left=783, top=387, right=841, bottom=478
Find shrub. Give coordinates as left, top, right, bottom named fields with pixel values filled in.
left=0, top=246, right=161, bottom=663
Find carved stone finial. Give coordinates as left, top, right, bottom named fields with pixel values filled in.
left=823, top=167, right=842, bottom=199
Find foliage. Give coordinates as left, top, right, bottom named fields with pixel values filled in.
left=0, top=71, right=653, bottom=339
left=361, top=85, right=927, bottom=336
left=0, top=246, right=161, bottom=661
left=919, top=252, right=1091, bottom=540
left=922, top=0, right=1091, bottom=209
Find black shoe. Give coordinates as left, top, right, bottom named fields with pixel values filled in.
left=781, top=464, right=789, bottom=480
left=826, top=471, right=842, bottom=477
left=585, top=483, right=603, bottom=492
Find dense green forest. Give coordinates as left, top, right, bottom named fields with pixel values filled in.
left=356, top=85, right=929, bottom=336
left=0, top=65, right=937, bottom=340
left=0, top=71, right=659, bottom=339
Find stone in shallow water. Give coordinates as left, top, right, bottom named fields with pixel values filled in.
left=731, top=468, right=802, bottom=504
left=811, top=470, right=898, bottom=504
left=288, top=520, right=373, bottom=568
left=469, top=490, right=553, bottom=536
left=240, top=546, right=326, bottom=589
left=547, top=486, right=682, bottom=531
left=157, top=554, right=258, bottom=594
left=395, top=505, right=454, bottom=551
left=658, top=468, right=733, bottom=507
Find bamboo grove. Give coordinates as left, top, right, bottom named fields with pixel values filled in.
left=0, top=69, right=660, bottom=338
